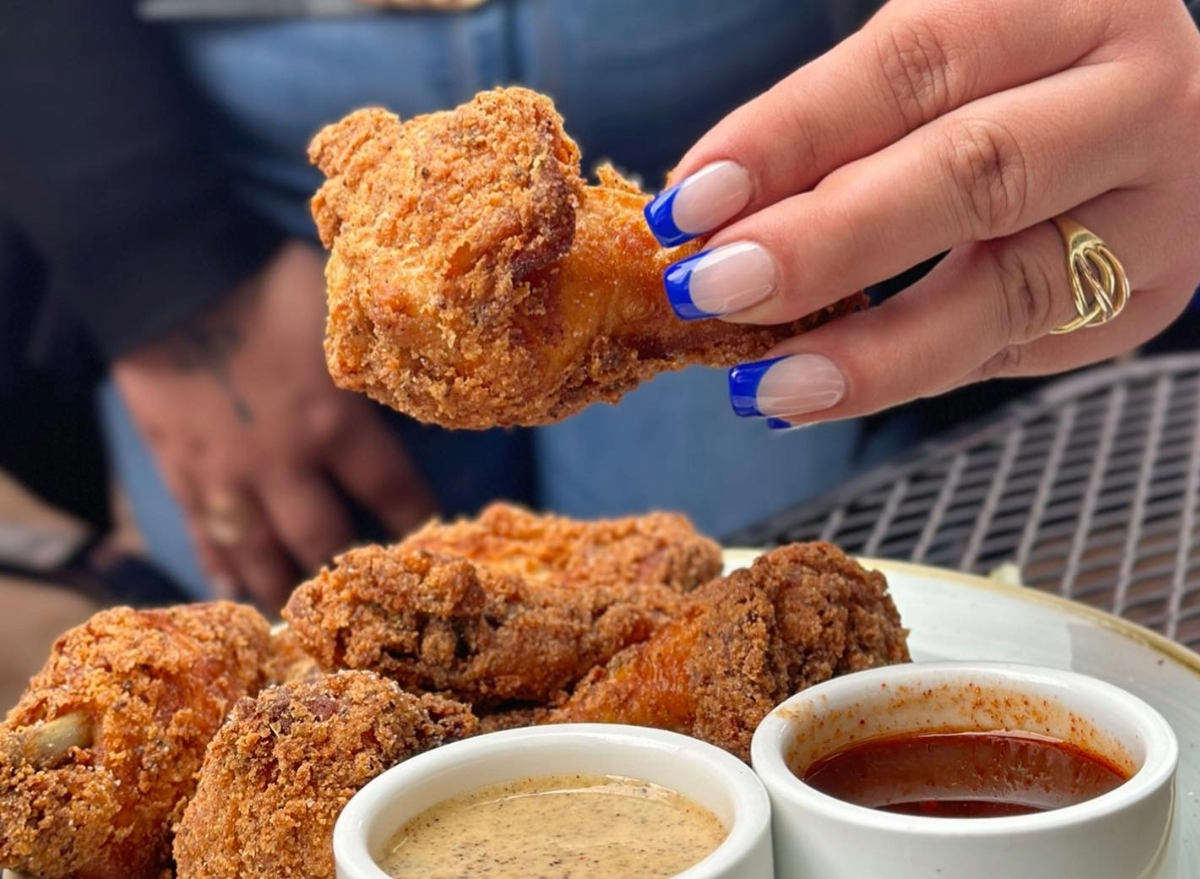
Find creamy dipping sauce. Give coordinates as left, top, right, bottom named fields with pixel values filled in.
left=377, top=773, right=727, bottom=879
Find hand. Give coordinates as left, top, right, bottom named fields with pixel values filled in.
left=645, top=0, right=1200, bottom=426
left=113, top=241, right=437, bottom=612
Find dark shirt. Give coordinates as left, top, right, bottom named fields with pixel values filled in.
left=0, top=1, right=280, bottom=362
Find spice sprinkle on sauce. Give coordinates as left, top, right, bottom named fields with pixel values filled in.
left=377, top=773, right=727, bottom=878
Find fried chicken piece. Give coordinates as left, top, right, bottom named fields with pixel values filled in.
left=474, top=704, right=548, bottom=735
left=263, top=628, right=323, bottom=686
left=546, top=543, right=910, bottom=760
left=309, top=87, right=866, bottom=429
left=283, top=546, right=684, bottom=706
left=173, top=671, right=476, bottom=879
left=400, top=502, right=722, bottom=594
left=0, top=603, right=271, bottom=879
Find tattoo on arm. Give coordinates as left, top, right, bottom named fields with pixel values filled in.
left=172, top=321, right=254, bottom=424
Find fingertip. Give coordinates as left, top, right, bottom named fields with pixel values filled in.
left=644, top=161, right=753, bottom=247
left=729, top=354, right=846, bottom=419
left=644, top=185, right=691, bottom=247
left=728, top=357, right=787, bottom=417
left=666, top=242, right=779, bottom=321
left=663, top=251, right=718, bottom=320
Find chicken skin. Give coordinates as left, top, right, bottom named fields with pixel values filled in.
left=0, top=603, right=271, bottom=879
left=546, top=543, right=910, bottom=760
left=173, top=671, right=476, bottom=879
left=283, top=546, right=684, bottom=707
left=399, top=502, right=723, bottom=594
left=309, top=87, right=865, bottom=429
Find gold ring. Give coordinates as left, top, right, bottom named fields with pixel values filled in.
left=1050, top=215, right=1130, bottom=335
left=205, top=492, right=253, bottom=549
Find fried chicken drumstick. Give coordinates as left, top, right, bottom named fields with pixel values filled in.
left=399, top=502, right=722, bottom=593
left=546, top=543, right=910, bottom=760
left=0, top=603, right=271, bottom=879
left=283, top=545, right=685, bottom=706
left=173, top=671, right=476, bottom=879
left=309, top=87, right=866, bottom=429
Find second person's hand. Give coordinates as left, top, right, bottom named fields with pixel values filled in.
left=113, top=240, right=438, bottom=612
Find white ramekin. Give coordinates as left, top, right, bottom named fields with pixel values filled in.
left=335, top=723, right=773, bottom=879
left=751, top=662, right=1178, bottom=879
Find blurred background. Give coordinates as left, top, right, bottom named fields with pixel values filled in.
left=2, top=0, right=1198, bottom=707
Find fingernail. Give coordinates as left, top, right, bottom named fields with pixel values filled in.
left=767, top=418, right=802, bottom=431
left=663, top=242, right=777, bottom=320
left=644, top=161, right=753, bottom=247
left=767, top=418, right=813, bottom=433
left=728, top=354, right=846, bottom=418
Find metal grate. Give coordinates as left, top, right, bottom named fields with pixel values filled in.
left=731, top=354, right=1200, bottom=652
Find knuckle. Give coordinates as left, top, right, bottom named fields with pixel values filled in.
left=778, top=98, right=826, bottom=175
left=875, top=18, right=961, bottom=128
left=979, top=345, right=1027, bottom=381
left=942, top=119, right=1030, bottom=237
left=750, top=80, right=830, bottom=181
left=984, top=240, right=1059, bottom=344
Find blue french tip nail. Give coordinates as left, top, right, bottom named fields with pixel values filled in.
left=643, top=185, right=697, bottom=247
left=663, top=250, right=715, bottom=321
left=728, top=356, right=788, bottom=418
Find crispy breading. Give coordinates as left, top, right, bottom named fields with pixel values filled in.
left=263, top=628, right=323, bottom=686
left=173, top=671, right=476, bottom=879
left=0, top=603, right=271, bottom=879
left=309, top=87, right=866, bottom=429
left=283, top=547, right=684, bottom=706
left=546, top=544, right=910, bottom=760
left=473, top=704, right=548, bottom=735
left=400, top=502, right=722, bottom=593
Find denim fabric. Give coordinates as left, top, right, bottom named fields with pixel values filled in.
left=168, top=2, right=837, bottom=230
left=535, top=369, right=861, bottom=537
left=106, top=1, right=871, bottom=595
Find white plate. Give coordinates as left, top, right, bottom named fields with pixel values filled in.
left=725, top=551, right=1200, bottom=879
left=13, top=554, right=1192, bottom=879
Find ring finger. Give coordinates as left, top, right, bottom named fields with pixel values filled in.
left=203, top=483, right=296, bottom=610
left=728, top=191, right=1156, bottom=426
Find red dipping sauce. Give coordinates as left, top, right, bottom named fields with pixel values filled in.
left=799, top=731, right=1129, bottom=817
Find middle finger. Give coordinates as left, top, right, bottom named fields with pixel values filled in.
left=257, top=470, right=356, bottom=573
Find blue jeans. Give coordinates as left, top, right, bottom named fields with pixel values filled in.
left=103, top=1, right=868, bottom=595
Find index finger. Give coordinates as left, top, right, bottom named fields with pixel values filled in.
left=645, top=0, right=1112, bottom=245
